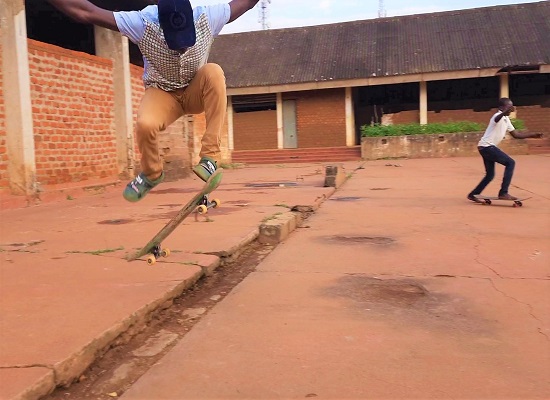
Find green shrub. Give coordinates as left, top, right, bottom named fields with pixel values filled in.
left=510, top=118, right=525, bottom=130
left=361, top=119, right=526, bottom=137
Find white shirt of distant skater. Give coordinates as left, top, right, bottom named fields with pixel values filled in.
left=478, top=112, right=515, bottom=148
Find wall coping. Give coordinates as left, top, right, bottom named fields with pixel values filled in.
left=28, top=39, right=112, bottom=67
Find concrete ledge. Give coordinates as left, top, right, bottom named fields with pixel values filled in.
left=212, top=229, right=260, bottom=260
left=197, top=255, right=222, bottom=276
left=51, top=266, right=205, bottom=387
left=0, top=368, right=55, bottom=400
left=361, top=132, right=530, bottom=160
left=259, top=212, right=301, bottom=245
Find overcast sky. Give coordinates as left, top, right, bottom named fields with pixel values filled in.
left=190, top=0, right=542, bottom=34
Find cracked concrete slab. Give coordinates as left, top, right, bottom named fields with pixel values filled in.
left=121, top=156, right=550, bottom=399
left=0, top=163, right=345, bottom=399
left=0, top=367, right=54, bottom=400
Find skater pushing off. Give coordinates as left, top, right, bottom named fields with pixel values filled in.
left=47, top=0, right=259, bottom=202
left=467, top=97, right=543, bottom=203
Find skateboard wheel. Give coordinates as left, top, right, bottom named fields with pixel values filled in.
left=517, top=201, right=523, bottom=207
left=146, top=255, right=156, bottom=265
left=485, top=199, right=492, bottom=205
left=160, top=248, right=171, bottom=258
left=212, top=198, right=221, bottom=208
left=197, top=205, right=208, bottom=214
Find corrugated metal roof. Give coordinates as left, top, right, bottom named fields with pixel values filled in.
left=209, top=1, right=550, bottom=88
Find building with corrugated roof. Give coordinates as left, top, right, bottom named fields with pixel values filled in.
left=208, top=1, right=549, bottom=160
left=1, top=1, right=548, bottom=194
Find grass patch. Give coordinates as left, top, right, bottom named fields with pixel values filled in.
left=361, top=119, right=526, bottom=137
left=262, top=212, right=283, bottom=223
left=219, top=162, right=245, bottom=169
left=67, top=246, right=124, bottom=256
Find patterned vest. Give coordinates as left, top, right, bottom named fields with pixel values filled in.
left=138, top=13, right=214, bottom=91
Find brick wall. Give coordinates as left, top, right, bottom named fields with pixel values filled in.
left=27, top=40, right=118, bottom=186
left=514, top=95, right=550, bottom=134
left=233, top=110, right=277, bottom=151
left=427, top=109, right=498, bottom=125
left=192, top=113, right=230, bottom=164
left=517, top=105, right=549, bottom=133
left=382, top=102, right=549, bottom=133
left=290, top=89, right=346, bottom=148
left=0, top=38, right=209, bottom=192
left=381, top=109, right=419, bottom=125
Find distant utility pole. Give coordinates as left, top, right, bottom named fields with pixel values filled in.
left=378, top=0, right=387, bottom=18
left=258, top=0, right=271, bottom=30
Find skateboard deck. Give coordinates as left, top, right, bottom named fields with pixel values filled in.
left=474, top=195, right=531, bottom=207
left=127, top=169, right=223, bottom=264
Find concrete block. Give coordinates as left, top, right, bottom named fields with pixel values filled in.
left=259, top=212, right=299, bottom=245
left=324, top=164, right=347, bottom=188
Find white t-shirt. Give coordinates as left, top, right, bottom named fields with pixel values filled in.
left=478, top=112, right=515, bottom=147
left=114, top=4, right=230, bottom=74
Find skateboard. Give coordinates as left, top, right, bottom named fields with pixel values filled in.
left=474, top=195, right=531, bottom=207
left=127, top=169, right=223, bottom=265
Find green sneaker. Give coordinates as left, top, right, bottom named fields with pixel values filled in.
left=123, top=172, right=164, bottom=202
left=193, top=157, right=217, bottom=182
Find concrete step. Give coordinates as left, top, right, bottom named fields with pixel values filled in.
left=232, top=147, right=362, bottom=164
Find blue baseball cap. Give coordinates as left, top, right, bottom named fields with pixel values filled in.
left=158, top=0, right=196, bottom=50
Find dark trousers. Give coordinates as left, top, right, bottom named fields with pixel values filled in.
left=469, top=146, right=515, bottom=196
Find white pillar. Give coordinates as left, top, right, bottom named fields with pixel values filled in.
left=94, top=27, right=135, bottom=175
left=345, top=87, right=356, bottom=146
left=276, top=93, right=283, bottom=149
left=1, top=0, right=37, bottom=195
left=499, top=73, right=516, bottom=119
left=499, top=73, right=510, bottom=98
left=419, top=81, right=428, bottom=125
left=227, top=96, right=234, bottom=151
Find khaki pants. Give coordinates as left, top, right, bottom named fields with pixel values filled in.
left=136, top=63, right=227, bottom=180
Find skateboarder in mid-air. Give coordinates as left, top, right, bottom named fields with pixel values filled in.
left=47, top=0, right=259, bottom=202
left=467, top=97, right=543, bottom=203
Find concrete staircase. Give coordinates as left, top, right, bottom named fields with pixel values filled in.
left=526, top=137, right=550, bottom=154
left=231, top=146, right=362, bottom=164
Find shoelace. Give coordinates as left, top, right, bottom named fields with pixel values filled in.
left=203, top=161, right=216, bottom=174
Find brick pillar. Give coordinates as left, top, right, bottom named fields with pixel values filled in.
left=94, top=26, right=135, bottom=177
left=1, top=0, right=37, bottom=196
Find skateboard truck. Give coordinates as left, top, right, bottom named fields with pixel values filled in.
left=145, top=245, right=171, bottom=265
left=195, top=195, right=221, bottom=220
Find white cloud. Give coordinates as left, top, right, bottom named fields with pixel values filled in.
left=319, top=0, right=332, bottom=11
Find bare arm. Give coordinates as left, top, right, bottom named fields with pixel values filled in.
left=47, top=0, right=118, bottom=31
left=495, top=104, right=543, bottom=138
left=510, top=130, right=543, bottom=139
left=228, top=0, right=260, bottom=23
